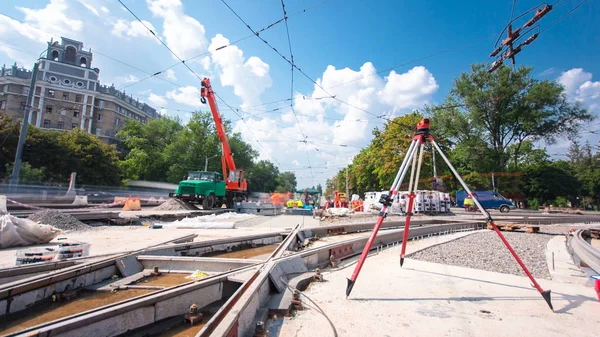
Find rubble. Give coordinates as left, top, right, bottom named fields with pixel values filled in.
left=152, top=198, right=195, bottom=211
left=28, top=210, right=90, bottom=231
left=409, top=231, right=553, bottom=279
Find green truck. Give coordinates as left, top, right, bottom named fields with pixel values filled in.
left=169, top=171, right=227, bottom=209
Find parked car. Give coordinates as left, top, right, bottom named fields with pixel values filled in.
left=85, top=191, right=115, bottom=204
left=455, top=190, right=516, bottom=213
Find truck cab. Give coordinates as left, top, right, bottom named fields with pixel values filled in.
left=169, top=171, right=226, bottom=209
left=455, top=190, right=516, bottom=213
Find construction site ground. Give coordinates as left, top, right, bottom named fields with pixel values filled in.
left=277, top=231, right=599, bottom=337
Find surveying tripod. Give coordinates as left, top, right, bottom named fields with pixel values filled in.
left=345, top=118, right=553, bottom=310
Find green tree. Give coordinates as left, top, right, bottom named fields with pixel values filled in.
left=57, top=129, right=123, bottom=186
left=246, top=160, right=279, bottom=192
left=118, top=116, right=183, bottom=181
left=430, top=64, right=592, bottom=173
left=4, top=162, right=45, bottom=183
left=275, top=171, right=297, bottom=192
left=568, top=141, right=600, bottom=206
left=520, top=162, right=579, bottom=204
left=0, top=116, right=20, bottom=180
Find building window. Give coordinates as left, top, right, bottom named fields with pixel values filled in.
left=97, top=113, right=103, bottom=121
left=73, top=109, right=80, bottom=117
left=65, top=46, right=76, bottom=62
left=98, top=100, right=105, bottom=109
left=47, top=89, right=55, bottom=98
left=43, top=119, right=51, bottom=128
left=46, top=105, right=53, bottom=113
left=20, top=102, right=26, bottom=111
left=115, top=118, right=120, bottom=126
left=21, top=86, right=28, bottom=95
left=80, top=57, right=87, bottom=67
left=2, top=85, right=7, bottom=93
left=72, top=123, right=78, bottom=129
left=51, top=50, right=59, bottom=61
left=96, top=128, right=102, bottom=136
left=62, top=93, right=69, bottom=100
left=57, top=121, right=64, bottom=130
left=0, top=100, right=5, bottom=109
left=75, top=94, right=83, bottom=103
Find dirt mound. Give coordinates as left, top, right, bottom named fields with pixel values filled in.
left=153, top=198, right=196, bottom=211
left=28, top=209, right=90, bottom=231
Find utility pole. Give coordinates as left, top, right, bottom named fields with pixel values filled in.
left=488, top=4, right=552, bottom=72
left=10, top=61, right=39, bottom=186
left=345, top=167, right=349, bottom=197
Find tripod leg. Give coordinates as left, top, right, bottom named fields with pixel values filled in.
left=346, top=139, right=418, bottom=297
left=430, top=138, right=553, bottom=311
left=400, top=141, right=425, bottom=267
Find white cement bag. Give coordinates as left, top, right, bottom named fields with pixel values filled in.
left=0, top=214, right=62, bottom=248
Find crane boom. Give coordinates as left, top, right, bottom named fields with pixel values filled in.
left=200, top=78, right=247, bottom=194
left=201, top=78, right=236, bottom=173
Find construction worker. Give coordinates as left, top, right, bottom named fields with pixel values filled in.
left=464, top=196, right=475, bottom=212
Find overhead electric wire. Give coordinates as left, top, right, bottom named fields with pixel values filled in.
left=540, top=0, right=590, bottom=33
left=112, top=0, right=333, bottom=93
left=117, top=0, right=281, bottom=166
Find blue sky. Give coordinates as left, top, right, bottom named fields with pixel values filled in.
left=0, top=0, right=598, bottom=189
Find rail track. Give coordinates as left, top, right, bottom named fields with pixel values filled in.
left=0, top=220, right=487, bottom=337
left=570, top=228, right=600, bottom=274
left=1, top=213, right=599, bottom=337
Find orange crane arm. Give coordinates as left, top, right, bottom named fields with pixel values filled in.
left=200, top=78, right=237, bottom=175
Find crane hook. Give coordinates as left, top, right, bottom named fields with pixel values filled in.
left=200, top=97, right=207, bottom=104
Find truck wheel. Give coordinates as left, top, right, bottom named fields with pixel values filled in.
left=203, top=194, right=215, bottom=210
left=499, top=205, right=510, bottom=213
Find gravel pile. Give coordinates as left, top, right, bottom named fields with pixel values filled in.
left=153, top=198, right=194, bottom=211
left=28, top=209, right=90, bottom=231
left=409, top=231, right=554, bottom=279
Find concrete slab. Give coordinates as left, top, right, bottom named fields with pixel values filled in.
left=115, top=255, right=143, bottom=277
left=270, top=257, right=308, bottom=293
left=546, top=235, right=588, bottom=285
left=252, top=215, right=321, bottom=230
left=279, top=252, right=600, bottom=337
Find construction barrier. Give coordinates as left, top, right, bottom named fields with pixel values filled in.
left=0, top=195, right=6, bottom=213
left=122, top=197, right=142, bottom=211
left=72, top=195, right=88, bottom=206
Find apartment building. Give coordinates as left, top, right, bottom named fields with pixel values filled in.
left=0, top=37, right=158, bottom=144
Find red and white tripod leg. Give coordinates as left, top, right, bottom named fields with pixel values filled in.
left=345, top=139, right=419, bottom=297
left=430, top=138, right=553, bottom=310
left=400, top=141, right=425, bottom=267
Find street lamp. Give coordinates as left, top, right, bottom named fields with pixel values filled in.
left=9, top=45, right=56, bottom=186
left=204, top=154, right=220, bottom=171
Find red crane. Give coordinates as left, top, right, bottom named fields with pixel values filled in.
left=200, top=77, right=248, bottom=199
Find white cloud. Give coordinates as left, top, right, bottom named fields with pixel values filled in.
left=378, top=66, right=438, bottom=109
left=148, top=93, right=167, bottom=107
left=147, top=0, right=207, bottom=60
left=538, top=67, right=556, bottom=77
left=111, top=19, right=157, bottom=39
left=101, top=6, right=109, bottom=14
left=200, top=56, right=211, bottom=71
left=166, top=86, right=203, bottom=107
left=208, top=34, right=272, bottom=109
left=77, top=0, right=99, bottom=16
left=558, top=68, right=600, bottom=114
left=166, top=68, right=177, bottom=80
left=122, top=75, right=139, bottom=83
left=0, top=0, right=83, bottom=51
left=229, top=62, right=440, bottom=186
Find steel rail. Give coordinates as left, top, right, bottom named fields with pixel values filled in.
left=571, top=229, right=600, bottom=274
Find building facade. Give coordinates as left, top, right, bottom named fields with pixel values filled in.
left=0, top=37, right=158, bottom=144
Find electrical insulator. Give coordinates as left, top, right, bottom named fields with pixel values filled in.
left=489, top=46, right=502, bottom=57
left=524, top=5, right=553, bottom=28
left=522, top=33, right=539, bottom=46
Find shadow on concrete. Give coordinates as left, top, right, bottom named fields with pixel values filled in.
left=405, top=266, right=536, bottom=291
left=351, top=296, right=541, bottom=302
